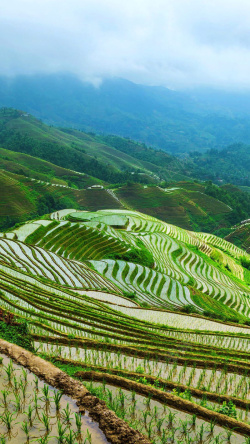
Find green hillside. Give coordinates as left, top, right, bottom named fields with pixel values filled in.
left=0, top=107, right=187, bottom=183
left=0, top=171, right=35, bottom=218
left=226, top=221, right=250, bottom=254
left=0, top=146, right=98, bottom=187
left=189, top=143, right=250, bottom=187
left=0, top=108, right=249, bottom=248
left=4, top=208, right=250, bottom=321
left=115, top=182, right=232, bottom=231
left=0, top=169, right=122, bottom=230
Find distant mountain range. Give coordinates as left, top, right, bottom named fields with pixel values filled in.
left=1, top=74, right=250, bottom=153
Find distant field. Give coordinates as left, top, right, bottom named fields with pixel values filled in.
left=115, top=183, right=231, bottom=230
left=0, top=171, right=35, bottom=218
left=226, top=222, right=250, bottom=254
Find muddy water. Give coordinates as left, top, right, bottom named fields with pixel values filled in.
left=84, top=381, right=246, bottom=444
left=36, top=342, right=250, bottom=399
left=0, top=353, right=109, bottom=443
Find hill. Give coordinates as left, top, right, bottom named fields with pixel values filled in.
left=0, top=168, right=123, bottom=230
left=0, top=107, right=187, bottom=183
left=2, top=74, right=250, bottom=154
left=114, top=182, right=233, bottom=232
left=188, top=143, right=250, bottom=187
left=0, top=108, right=249, bottom=244
left=226, top=220, right=250, bottom=254
left=4, top=208, right=250, bottom=321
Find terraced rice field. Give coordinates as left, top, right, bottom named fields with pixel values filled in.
left=0, top=354, right=108, bottom=443
left=0, top=209, right=250, bottom=442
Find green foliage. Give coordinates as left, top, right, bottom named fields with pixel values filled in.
left=122, top=291, right=136, bottom=300
left=0, top=320, right=33, bottom=351
left=204, top=182, right=250, bottom=225
left=105, top=243, right=154, bottom=269
left=240, top=256, right=250, bottom=270
left=216, top=401, right=237, bottom=419
left=172, top=389, right=192, bottom=401
left=135, top=366, right=145, bottom=374
left=189, top=144, right=250, bottom=187
left=179, top=304, right=199, bottom=315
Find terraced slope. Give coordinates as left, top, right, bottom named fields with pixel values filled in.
left=1, top=208, right=250, bottom=443
left=0, top=171, right=35, bottom=218
left=5, top=208, right=250, bottom=321
left=225, top=220, right=250, bottom=254
left=0, top=237, right=119, bottom=292
left=115, top=183, right=232, bottom=230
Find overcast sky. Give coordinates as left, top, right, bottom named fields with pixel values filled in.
left=1, top=0, right=250, bottom=90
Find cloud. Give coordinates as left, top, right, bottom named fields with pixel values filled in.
left=1, top=0, right=250, bottom=89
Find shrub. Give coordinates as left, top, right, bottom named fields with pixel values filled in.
left=122, top=291, right=136, bottom=299
left=135, top=366, right=145, bottom=374
left=0, top=319, right=33, bottom=351
left=179, top=304, right=198, bottom=314
left=240, top=256, right=250, bottom=270
left=105, top=246, right=154, bottom=268
left=216, top=401, right=237, bottom=419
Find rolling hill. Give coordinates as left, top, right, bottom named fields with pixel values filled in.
left=0, top=107, right=186, bottom=183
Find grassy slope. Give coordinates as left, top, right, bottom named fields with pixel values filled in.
left=0, top=171, right=35, bottom=218
left=0, top=170, right=122, bottom=230
left=0, top=109, right=185, bottom=180
left=0, top=168, right=235, bottom=233
left=115, top=183, right=231, bottom=230
left=226, top=223, right=250, bottom=254
left=0, top=147, right=98, bottom=187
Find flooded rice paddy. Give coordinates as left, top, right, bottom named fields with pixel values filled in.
left=0, top=353, right=109, bottom=443
left=36, top=342, right=250, bottom=400
left=83, top=380, right=247, bottom=444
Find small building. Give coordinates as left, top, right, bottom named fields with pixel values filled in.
left=88, top=185, right=104, bottom=189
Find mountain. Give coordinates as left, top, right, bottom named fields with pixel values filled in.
left=1, top=74, right=250, bottom=153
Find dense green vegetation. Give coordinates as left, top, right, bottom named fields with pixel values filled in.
left=0, top=315, right=33, bottom=350
left=0, top=108, right=183, bottom=184
left=104, top=242, right=154, bottom=269
left=189, top=144, right=250, bottom=186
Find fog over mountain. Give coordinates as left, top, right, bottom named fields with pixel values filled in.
left=2, top=1, right=250, bottom=153
left=2, top=0, right=250, bottom=90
